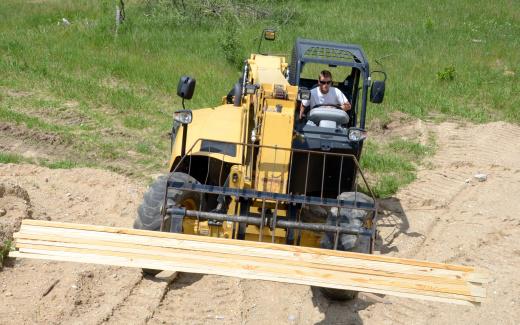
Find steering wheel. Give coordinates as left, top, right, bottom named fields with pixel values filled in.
left=307, top=103, right=350, bottom=127
left=311, top=103, right=344, bottom=110
left=300, top=104, right=345, bottom=122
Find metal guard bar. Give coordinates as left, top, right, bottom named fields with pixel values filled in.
left=168, top=207, right=373, bottom=237
left=167, top=181, right=376, bottom=210
left=170, top=138, right=379, bottom=204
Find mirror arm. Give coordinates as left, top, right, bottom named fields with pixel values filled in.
left=181, top=124, right=188, bottom=156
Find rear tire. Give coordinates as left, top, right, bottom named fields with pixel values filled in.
left=319, top=192, right=374, bottom=301
left=134, top=172, right=204, bottom=275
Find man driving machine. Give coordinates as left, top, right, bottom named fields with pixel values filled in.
left=299, top=70, right=351, bottom=120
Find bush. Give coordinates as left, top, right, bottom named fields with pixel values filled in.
left=219, top=24, right=245, bottom=68
left=143, top=0, right=281, bottom=27
left=437, top=66, right=456, bottom=81
left=0, top=240, right=12, bottom=268
left=424, top=18, right=434, bottom=32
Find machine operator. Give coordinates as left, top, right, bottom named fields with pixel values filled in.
left=299, top=70, right=351, bottom=120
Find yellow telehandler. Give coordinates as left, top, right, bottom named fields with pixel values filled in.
left=134, top=31, right=386, bottom=300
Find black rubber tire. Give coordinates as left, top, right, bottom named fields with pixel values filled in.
left=320, top=287, right=359, bottom=301
left=133, top=172, right=204, bottom=275
left=319, top=192, right=374, bottom=301
left=232, top=82, right=242, bottom=107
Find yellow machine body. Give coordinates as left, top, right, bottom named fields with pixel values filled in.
left=166, top=54, right=321, bottom=246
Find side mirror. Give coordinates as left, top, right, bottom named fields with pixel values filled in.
left=177, top=76, right=196, bottom=100
left=257, top=28, right=277, bottom=53
left=370, top=80, right=385, bottom=104
left=263, top=28, right=276, bottom=41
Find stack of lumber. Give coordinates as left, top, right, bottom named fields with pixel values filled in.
left=10, top=220, right=488, bottom=305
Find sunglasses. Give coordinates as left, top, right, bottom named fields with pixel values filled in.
left=319, top=80, right=332, bottom=85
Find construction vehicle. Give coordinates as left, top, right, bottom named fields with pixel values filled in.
left=134, top=31, right=386, bottom=300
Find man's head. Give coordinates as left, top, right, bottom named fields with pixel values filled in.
left=318, top=70, right=332, bottom=94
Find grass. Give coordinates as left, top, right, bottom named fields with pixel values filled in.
left=41, top=160, right=79, bottom=169
left=0, top=0, right=518, bottom=194
left=0, top=152, right=91, bottom=170
left=0, top=240, right=12, bottom=269
left=361, top=137, right=436, bottom=197
left=0, top=153, right=23, bottom=164
left=388, top=138, right=435, bottom=161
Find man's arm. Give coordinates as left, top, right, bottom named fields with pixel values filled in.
left=300, top=96, right=311, bottom=120
left=299, top=102, right=307, bottom=119
left=335, top=88, right=351, bottom=112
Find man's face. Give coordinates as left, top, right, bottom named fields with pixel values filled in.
left=318, top=76, right=332, bottom=94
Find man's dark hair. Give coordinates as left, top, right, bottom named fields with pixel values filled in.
left=319, top=70, right=332, bottom=80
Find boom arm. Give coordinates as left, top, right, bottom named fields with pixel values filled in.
left=242, top=54, right=299, bottom=194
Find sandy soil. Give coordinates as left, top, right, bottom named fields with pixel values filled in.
left=1, top=120, right=519, bottom=325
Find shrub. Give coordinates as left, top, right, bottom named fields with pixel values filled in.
left=219, top=24, right=245, bottom=69
left=437, top=66, right=456, bottom=81
left=0, top=240, right=12, bottom=268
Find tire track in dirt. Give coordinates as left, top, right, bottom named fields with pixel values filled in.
left=371, top=172, right=520, bottom=325
left=442, top=123, right=520, bottom=168
left=398, top=122, right=520, bottom=210
left=99, top=274, right=175, bottom=325
left=368, top=121, right=520, bottom=324
left=385, top=122, right=520, bottom=257
left=238, top=280, right=325, bottom=325
left=148, top=274, right=244, bottom=325
left=0, top=165, right=145, bottom=325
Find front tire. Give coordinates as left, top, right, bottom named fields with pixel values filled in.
left=134, top=172, right=204, bottom=275
left=319, top=192, right=374, bottom=301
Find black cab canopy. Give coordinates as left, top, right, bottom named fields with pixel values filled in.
left=289, top=38, right=370, bottom=86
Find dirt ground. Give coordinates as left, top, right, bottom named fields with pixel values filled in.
left=1, top=120, right=519, bottom=325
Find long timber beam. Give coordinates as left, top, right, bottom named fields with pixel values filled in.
left=10, top=220, right=488, bottom=306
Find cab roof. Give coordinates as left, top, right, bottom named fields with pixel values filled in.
left=293, top=38, right=369, bottom=71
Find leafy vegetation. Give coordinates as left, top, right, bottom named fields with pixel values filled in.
left=437, top=66, right=457, bottom=81
left=0, top=0, right=518, bottom=195
left=0, top=240, right=12, bottom=268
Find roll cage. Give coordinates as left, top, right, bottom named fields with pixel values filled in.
left=289, top=38, right=372, bottom=129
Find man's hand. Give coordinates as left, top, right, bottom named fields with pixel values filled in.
left=299, top=103, right=307, bottom=120
left=343, top=102, right=352, bottom=111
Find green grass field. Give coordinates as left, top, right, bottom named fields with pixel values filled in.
left=0, top=0, right=518, bottom=196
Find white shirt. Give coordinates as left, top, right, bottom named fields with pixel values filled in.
left=301, top=87, right=349, bottom=108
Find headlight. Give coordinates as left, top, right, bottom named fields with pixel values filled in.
left=348, top=128, right=367, bottom=141
left=174, top=110, right=192, bottom=124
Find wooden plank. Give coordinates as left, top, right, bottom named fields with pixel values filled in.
left=16, top=224, right=488, bottom=292
left=14, top=238, right=483, bottom=298
left=16, top=236, right=484, bottom=296
left=10, top=248, right=480, bottom=306
left=14, top=241, right=485, bottom=302
left=17, top=224, right=490, bottom=283
left=11, top=220, right=487, bottom=305
left=14, top=233, right=473, bottom=287
left=14, top=229, right=473, bottom=281
left=9, top=251, right=476, bottom=306
left=20, top=219, right=478, bottom=272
